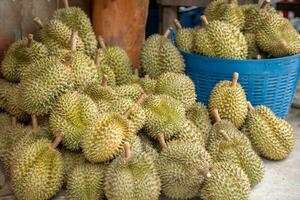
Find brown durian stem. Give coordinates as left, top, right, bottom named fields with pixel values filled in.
left=70, top=31, right=78, bottom=51
left=219, top=129, right=231, bottom=142
left=101, top=75, right=108, bottom=87
left=200, top=15, right=209, bottom=28
left=11, top=116, right=17, bottom=128
left=27, top=34, right=33, bottom=48
left=247, top=101, right=254, bottom=110
left=124, top=142, right=132, bottom=161
left=33, top=17, right=43, bottom=29
left=158, top=134, right=167, bottom=149
left=260, top=0, right=270, bottom=9
left=228, top=0, right=234, bottom=4
left=134, top=66, right=139, bottom=77
left=50, top=132, right=63, bottom=149
left=97, top=35, right=106, bottom=49
left=211, top=109, right=221, bottom=123
left=199, top=167, right=212, bottom=178
left=31, top=115, right=38, bottom=129
left=123, top=93, right=148, bottom=118
left=95, top=48, right=102, bottom=66
left=231, top=72, right=239, bottom=88
left=163, top=28, right=171, bottom=38
left=173, top=19, right=182, bottom=29
left=63, top=0, right=69, bottom=8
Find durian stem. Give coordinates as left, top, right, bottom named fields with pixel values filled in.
left=173, top=19, right=182, bottom=29
left=33, top=17, right=43, bottom=29
left=199, top=167, right=212, bottom=178
left=211, top=109, right=221, bottom=123
left=200, top=15, right=209, bottom=28
left=124, top=142, right=132, bottom=161
left=97, top=36, right=106, bottom=49
left=163, top=28, right=171, bottom=38
left=31, top=115, right=38, bottom=129
left=228, top=0, right=234, bottom=4
left=158, top=134, right=167, bottom=149
left=256, top=54, right=262, bottom=59
left=231, top=72, right=239, bottom=88
left=27, top=34, right=33, bottom=48
left=247, top=101, right=254, bottom=110
left=101, top=75, right=108, bottom=87
left=61, top=55, right=74, bottom=66
left=50, top=132, right=63, bottom=149
left=219, top=129, right=231, bottom=141
left=95, top=49, right=102, bottom=66
left=123, top=93, right=148, bottom=118
left=134, top=67, right=139, bottom=77
left=70, top=31, right=78, bottom=51
left=11, top=116, right=17, bottom=128
left=63, top=0, right=69, bottom=8
left=260, top=0, right=270, bottom=9
left=145, top=75, right=149, bottom=79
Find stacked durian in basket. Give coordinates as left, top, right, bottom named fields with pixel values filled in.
left=174, top=0, right=300, bottom=59
left=0, top=0, right=296, bottom=200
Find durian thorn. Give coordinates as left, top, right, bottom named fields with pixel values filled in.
left=11, top=116, right=17, bottom=128
left=33, top=17, right=43, bottom=29
left=231, top=72, right=239, bottom=88
left=163, top=28, right=171, bottom=38
left=27, top=34, right=33, bottom=48
left=158, top=134, right=167, bottom=148
left=70, top=30, right=78, bottom=51
left=173, top=19, right=182, bottom=29
left=61, top=55, right=74, bottom=66
left=211, top=108, right=221, bottom=123
left=260, top=0, right=270, bottom=9
left=199, top=167, right=212, bottom=178
left=123, top=93, right=148, bottom=118
left=200, top=15, right=209, bottom=28
left=247, top=101, right=254, bottom=110
left=101, top=75, right=108, bottom=87
left=97, top=35, right=106, bottom=49
left=124, top=142, right=132, bottom=161
left=63, top=0, right=69, bottom=8
left=31, top=114, right=38, bottom=129
left=50, top=132, right=63, bottom=149
left=219, top=129, right=231, bottom=141
left=95, top=48, right=103, bottom=66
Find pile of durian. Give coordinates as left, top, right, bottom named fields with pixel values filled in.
left=174, top=0, right=300, bottom=59
left=0, top=1, right=295, bottom=200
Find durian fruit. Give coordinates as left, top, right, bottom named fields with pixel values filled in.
left=67, top=163, right=105, bottom=200
left=1, top=34, right=48, bottom=82
left=204, top=0, right=245, bottom=29
left=50, top=91, right=99, bottom=150
left=0, top=79, right=12, bottom=110
left=208, top=72, right=248, bottom=128
left=194, top=16, right=247, bottom=59
left=156, top=72, right=196, bottom=109
left=11, top=133, right=64, bottom=200
left=207, top=129, right=264, bottom=187
left=115, top=83, right=144, bottom=101
left=95, top=48, right=116, bottom=87
left=242, top=102, right=295, bottom=160
left=97, top=36, right=133, bottom=85
left=61, top=149, right=86, bottom=181
left=52, top=0, right=97, bottom=58
left=104, top=142, right=161, bottom=200
left=138, top=134, right=159, bottom=162
left=140, top=28, right=185, bottom=78
left=256, top=12, right=300, bottom=57
left=157, top=134, right=212, bottom=199
left=174, top=19, right=195, bottom=52
left=0, top=113, right=11, bottom=127
left=200, top=161, right=251, bottom=200
left=244, top=33, right=262, bottom=59
left=81, top=94, right=148, bottom=163
left=186, top=102, right=212, bottom=144
left=18, top=56, right=74, bottom=116
left=143, top=95, right=186, bottom=140
left=139, top=75, right=157, bottom=94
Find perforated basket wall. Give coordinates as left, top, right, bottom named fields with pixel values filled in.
left=181, top=51, right=300, bottom=118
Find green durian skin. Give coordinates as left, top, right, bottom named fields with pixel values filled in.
left=0, top=79, right=13, bottom=110
left=0, top=112, right=11, bottom=127
left=139, top=76, right=157, bottom=94
left=97, top=64, right=116, bottom=87
left=105, top=152, right=161, bottom=200
left=208, top=80, right=248, bottom=129
left=244, top=33, right=261, bottom=59
left=194, top=29, right=217, bottom=58
left=4, top=84, right=27, bottom=119
left=67, top=163, right=105, bottom=200
left=175, top=28, right=195, bottom=52
left=115, top=84, right=144, bottom=101
left=156, top=72, right=196, bottom=109
left=242, top=105, right=295, bottom=160
left=50, top=91, right=99, bottom=150
left=11, top=139, right=64, bottom=200
left=200, top=162, right=251, bottom=200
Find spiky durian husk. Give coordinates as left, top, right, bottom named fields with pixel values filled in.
left=208, top=80, right=248, bottom=128
left=99, top=47, right=133, bottom=85
left=0, top=79, right=13, bottom=109
left=139, top=76, right=157, bottom=94
left=82, top=113, right=130, bottom=163
left=61, top=149, right=86, bottom=182
left=194, top=29, right=217, bottom=57
left=67, top=163, right=105, bottom=200
left=115, top=84, right=144, bottom=101
left=140, top=34, right=185, bottom=78
left=244, top=33, right=261, bottom=59
left=143, top=95, right=186, bottom=140
left=204, top=0, right=245, bottom=29
left=207, top=137, right=264, bottom=187
left=156, top=72, right=196, bottom=109
left=1, top=38, right=48, bottom=82
left=52, top=7, right=97, bottom=58
left=50, top=92, right=99, bottom=150
left=242, top=105, right=295, bottom=160
left=186, top=102, right=212, bottom=144
left=175, top=28, right=195, bottom=52
left=157, top=140, right=212, bottom=199
left=256, top=13, right=300, bottom=57
left=105, top=152, right=161, bottom=200
left=11, top=139, right=64, bottom=200
left=138, top=134, right=159, bottom=162
left=4, top=84, right=27, bottom=118
left=18, top=57, right=74, bottom=115
left=97, top=64, right=116, bottom=87
left=0, top=113, right=11, bottom=127
left=200, top=162, right=251, bottom=200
